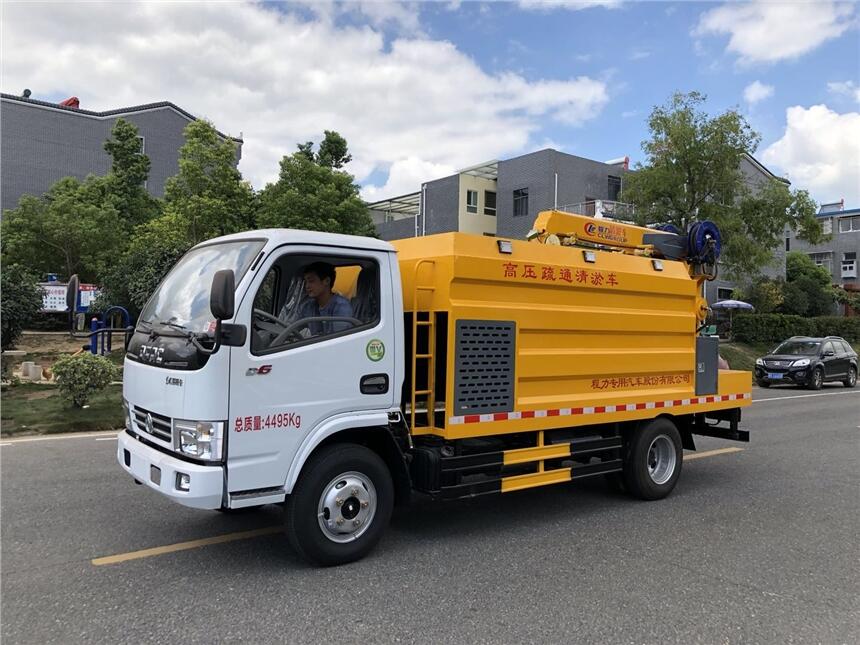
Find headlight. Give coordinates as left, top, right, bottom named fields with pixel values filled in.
left=755, top=358, right=764, bottom=366
left=122, top=399, right=132, bottom=431
left=174, top=420, right=224, bottom=460
left=792, top=358, right=811, bottom=367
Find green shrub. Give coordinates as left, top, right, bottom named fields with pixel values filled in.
left=734, top=313, right=860, bottom=345
left=52, top=353, right=118, bottom=407
left=1, top=265, right=45, bottom=350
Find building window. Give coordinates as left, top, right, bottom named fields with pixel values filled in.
left=607, top=175, right=621, bottom=202
left=513, top=188, right=529, bottom=217
left=484, top=191, right=496, bottom=216
left=785, top=237, right=790, bottom=251
left=136, top=136, right=145, bottom=154
left=717, top=288, right=733, bottom=300
left=822, top=218, right=832, bottom=234
left=809, top=252, right=833, bottom=273
left=839, top=216, right=860, bottom=233
left=466, top=190, right=478, bottom=213
left=842, top=252, right=857, bottom=279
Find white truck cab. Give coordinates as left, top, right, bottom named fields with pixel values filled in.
left=117, top=230, right=408, bottom=562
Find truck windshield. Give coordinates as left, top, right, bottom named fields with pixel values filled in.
left=773, top=340, right=821, bottom=355
left=139, top=240, right=264, bottom=333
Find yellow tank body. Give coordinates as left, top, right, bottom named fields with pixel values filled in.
left=392, top=211, right=751, bottom=441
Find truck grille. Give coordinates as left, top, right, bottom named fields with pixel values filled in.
left=132, top=406, right=173, bottom=444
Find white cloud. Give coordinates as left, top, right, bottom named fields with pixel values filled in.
left=362, top=157, right=456, bottom=201
left=763, top=105, right=860, bottom=204
left=743, top=80, right=774, bottom=105
left=828, top=80, right=860, bottom=104
left=694, top=1, right=855, bottom=64
left=1, top=2, right=610, bottom=197
left=517, top=0, right=620, bottom=11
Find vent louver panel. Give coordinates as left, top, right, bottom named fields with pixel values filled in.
left=454, top=320, right=515, bottom=415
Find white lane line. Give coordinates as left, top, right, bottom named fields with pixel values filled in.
left=0, top=431, right=120, bottom=444
left=95, top=437, right=118, bottom=442
left=0, top=443, right=13, bottom=447
left=753, top=391, right=860, bottom=403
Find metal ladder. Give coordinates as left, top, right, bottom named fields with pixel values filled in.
left=410, top=259, right=436, bottom=432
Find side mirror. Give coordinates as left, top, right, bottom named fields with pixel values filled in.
left=210, top=269, right=235, bottom=321
left=66, top=274, right=80, bottom=312
left=823, top=350, right=835, bottom=357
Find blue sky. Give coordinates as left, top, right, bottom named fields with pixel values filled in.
left=4, top=1, right=859, bottom=204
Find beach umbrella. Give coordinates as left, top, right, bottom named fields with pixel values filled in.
left=711, top=299, right=755, bottom=337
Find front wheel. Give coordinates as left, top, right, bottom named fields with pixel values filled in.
left=284, top=443, right=393, bottom=566
left=623, top=418, right=683, bottom=500
left=807, top=367, right=824, bottom=390
left=844, top=366, right=857, bottom=388
left=755, top=378, right=770, bottom=388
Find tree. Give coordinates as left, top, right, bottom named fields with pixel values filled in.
left=1, top=265, right=44, bottom=350
left=163, top=120, right=255, bottom=244
left=257, top=133, right=373, bottom=236
left=781, top=251, right=834, bottom=316
left=1, top=176, right=124, bottom=282
left=103, top=118, right=160, bottom=227
left=623, top=92, right=826, bottom=278
left=734, top=277, right=783, bottom=314
left=317, top=130, right=352, bottom=169
left=96, top=213, right=192, bottom=315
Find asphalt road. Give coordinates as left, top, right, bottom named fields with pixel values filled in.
left=2, top=386, right=858, bottom=644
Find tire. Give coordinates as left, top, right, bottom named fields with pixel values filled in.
left=623, top=418, right=683, bottom=501
left=755, top=379, right=770, bottom=388
left=284, top=443, right=393, bottom=566
left=807, top=367, right=824, bottom=390
left=844, top=366, right=857, bottom=388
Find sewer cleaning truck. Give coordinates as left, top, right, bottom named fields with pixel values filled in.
left=79, top=209, right=751, bottom=565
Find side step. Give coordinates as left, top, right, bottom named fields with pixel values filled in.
left=411, top=435, right=623, bottom=500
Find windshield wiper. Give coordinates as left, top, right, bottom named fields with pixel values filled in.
left=158, top=320, right=191, bottom=333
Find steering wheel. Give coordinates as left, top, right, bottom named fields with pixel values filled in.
left=253, top=308, right=288, bottom=328
left=272, top=316, right=363, bottom=347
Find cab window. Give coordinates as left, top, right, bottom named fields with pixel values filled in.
left=251, top=254, right=380, bottom=354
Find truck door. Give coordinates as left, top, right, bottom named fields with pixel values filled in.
left=226, top=246, right=396, bottom=494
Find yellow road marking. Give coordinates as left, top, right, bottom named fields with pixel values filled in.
left=91, top=446, right=745, bottom=566
left=91, top=526, right=281, bottom=566
left=685, top=446, right=744, bottom=461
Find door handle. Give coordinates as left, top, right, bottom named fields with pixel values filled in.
left=360, top=374, right=389, bottom=395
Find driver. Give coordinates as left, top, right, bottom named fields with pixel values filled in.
left=296, top=261, right=354, bottom=336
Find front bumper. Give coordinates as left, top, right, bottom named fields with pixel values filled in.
left=117, top=431, right=224, bottom=509
left=754, top=366, right=809, bottom=385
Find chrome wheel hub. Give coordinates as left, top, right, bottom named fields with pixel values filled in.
left=646, top=434, right=676, bottom=485
left=317, top=471, right=376, bottom=543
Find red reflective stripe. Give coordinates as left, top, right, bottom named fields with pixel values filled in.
left=673, top=400, right=683, bottom=406
left=493, top=412, right=508, bottom=421
left=655, top=401, right=665, bottom=408
left=594, top=406, right=605, bottom=413
left=464, top=415, right=481, bottom=424
left=571, top=407, right=584, bottom=415
left=547, top=409, right=560, bottom=417
left=522, top=410, right=535, bottom=419
left=636, top=403, right=647, bottom=410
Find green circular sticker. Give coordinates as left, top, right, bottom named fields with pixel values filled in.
left=366, top=339, right=385, bottom=362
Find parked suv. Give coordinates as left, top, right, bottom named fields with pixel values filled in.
left=755, top=336, right=857, bottom=389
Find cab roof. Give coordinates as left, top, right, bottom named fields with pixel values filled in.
left=194, top=228, right=396, bottom=253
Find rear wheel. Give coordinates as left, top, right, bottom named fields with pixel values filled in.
left=808, top=367, right=824, bottom=390
left=284, top=443, right=393, bottom=566
left=844, top=366, right=857, bottom=388
left=623, top=418, right=683, bottom=500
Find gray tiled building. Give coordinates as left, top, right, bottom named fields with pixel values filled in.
left=370, top=149, right=630, bottom=241
left=1, top=92, right=242, bottom=212
left=786, top=200, right=860, bottom=303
